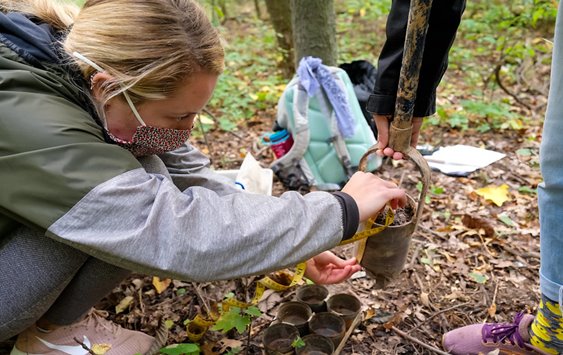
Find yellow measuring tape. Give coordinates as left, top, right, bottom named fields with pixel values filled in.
left=190, top=264, right=307, bottom=337
left=190, top=208, right=393, bottom=331
left=340, top=207, right=394, bottom=263
left=223, top=261, right=307, bottom=310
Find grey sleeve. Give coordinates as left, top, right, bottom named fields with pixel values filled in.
left=46, top=168, right=344, bottom=282
left=158, top=143, right=242, bottom=196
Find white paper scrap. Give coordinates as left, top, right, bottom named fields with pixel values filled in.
left=424, top=145, right=506, bottom=176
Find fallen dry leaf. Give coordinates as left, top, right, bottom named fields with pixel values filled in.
left=115, top=296, right=134, bottom=315
left=461, top=214, right=495, bottom=238
left=475, top=184, right=511, bottom=206
left=488, top=303, right=497, bottom=317
left=152, top=276, right=172, bottom=294
left=91, top=344, right=112, bottom=355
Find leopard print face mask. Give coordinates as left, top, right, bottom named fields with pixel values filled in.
left=106, top=90, right=191, bottom=157
left=73, top=51, right=191, bottom=157
left=105, top=124, right=191, bottom=157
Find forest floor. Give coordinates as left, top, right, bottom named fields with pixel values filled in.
left=0, top=5, right=552, bottom=355
left=86, top=105, right=545, bottom=355
left=0, top=88, right=545, bottom=355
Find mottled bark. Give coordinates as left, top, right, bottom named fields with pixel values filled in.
left=291, top=0, right=337, bottom=67
left=265, top=0, right=295, bottom=77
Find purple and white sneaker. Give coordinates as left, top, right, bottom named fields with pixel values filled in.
left=442, top=312, right=551, bottom=354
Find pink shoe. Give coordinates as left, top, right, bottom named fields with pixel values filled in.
left=442, top=312, right=551, bottom=355
left=11, top=309, right=166, bottom=355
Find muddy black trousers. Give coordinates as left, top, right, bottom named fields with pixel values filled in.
left=367, top=0, right=466, bottom=117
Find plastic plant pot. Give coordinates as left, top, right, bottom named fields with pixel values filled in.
left=326, top=293, right=362, bottom=330
left=295, top=284, right=329, bottom=313
left=263, top=323, right=300, bottom=355
left=307, top=312, right=346, bottom=348
left=295, top=334, right=335, bottom=355
left=276, top=301, right=313, bottom=336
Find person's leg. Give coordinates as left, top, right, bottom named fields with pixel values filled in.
left=532, top=0, right=563, bottom=350
left=442, top=2, right=563, bottom=353
left=40, top=255, right=131, bottom=326
left=0, top=226, right=89, bottom=341
left=7, top=231, right=161, bottom=354
left=0, top=225, right=162, bottom=354
left=537, top=0, right=563, bottom=311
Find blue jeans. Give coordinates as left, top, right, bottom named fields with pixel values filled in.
left=538, top=0, right=563, bottom=306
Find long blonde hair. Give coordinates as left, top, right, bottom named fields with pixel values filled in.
left=0, top=0, right=78, bottom=29
left=1, top=0, right=224, bottom=104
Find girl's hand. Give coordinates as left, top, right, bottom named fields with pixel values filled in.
left=341, top=172, right=407, bottom=222
left=304, top=251, right=362, bottom=284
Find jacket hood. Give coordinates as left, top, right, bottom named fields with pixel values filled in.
left=0, top=11, right=62, bottom=67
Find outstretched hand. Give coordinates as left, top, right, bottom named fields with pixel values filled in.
left=374, top=114, right=423, bottom=160
left=304, top=251, right=362, bottom=284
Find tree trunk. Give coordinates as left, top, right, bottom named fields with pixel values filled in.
left=254, top=0, right=262, bottom=19
left=264, top=0, right=295, bottom=78
left=291, top=0, right=337, bottom=67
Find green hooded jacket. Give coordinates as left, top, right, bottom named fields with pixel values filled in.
left=0, top=11, right=355, bottom=281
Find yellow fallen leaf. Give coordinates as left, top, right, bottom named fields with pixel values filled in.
left=363, top=307, right=376, bottom=321
left=152, top=276, right=171, bottom=294
left=488, top=303, right=497, bottom=317
left=115, top=295, right=134, bottom=314
left=420, top=292, right=431, bottom=307
left=475, top=184, right=510, bottom=206
left=92, top=343, right=112, bottom=354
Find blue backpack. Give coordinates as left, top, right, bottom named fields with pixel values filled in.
left=270, top=63, right=381, bottom=192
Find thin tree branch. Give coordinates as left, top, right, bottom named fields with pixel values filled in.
left=391, top=326, right=451, bottom=355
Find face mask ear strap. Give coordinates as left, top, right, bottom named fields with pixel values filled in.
left=73, top=51, right=146, bottom=127
left=121, top=91, right=147, bottom=126
left=73, top=51, right=104, bottom=72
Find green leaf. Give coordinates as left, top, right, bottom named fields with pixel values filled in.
left=498, top=213, right=516, bottom=227
left=431, top=186, right=444, bottom=195
left=416, top=181, right=423, bottom=192
left=164, top=319, right=175, bottom=330
left=469, top=272, right=488, bottom=284
left=420, top=257, right=432, bottom=266
left=518, top=186, right=536, bottom=194
left=516, top=148, right=532, bottom=156
left=159, top=343, right=200, bottom=355
left=476, top=123, right=491, bottom=133
left=292, top=337, right=306, bottom=349
left=244, top=306, right=262, bottom=317
left=211, top=308, right=251, bottom=334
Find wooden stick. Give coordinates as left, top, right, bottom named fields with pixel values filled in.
left=391, top=326, right=451, bottom=355
left=334, top=311, right=363, bottom=355
left=191, top=282, right=212, bottom=318
left=424, top=302, right=470, bottom=323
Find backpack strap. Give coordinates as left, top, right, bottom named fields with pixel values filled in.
left=316, top=77, right=355, bottom=180
left=270, top=68, right=362, bottom=191
left=270, top=84, right=316, bottom=190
